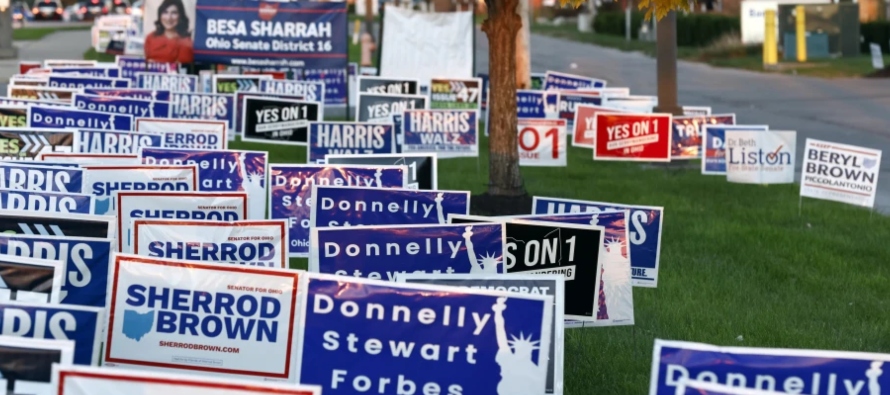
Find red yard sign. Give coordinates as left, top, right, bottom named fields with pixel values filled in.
left=594, top=113, right=673, bottom=162
left=572, top=104, right=627, bottom=148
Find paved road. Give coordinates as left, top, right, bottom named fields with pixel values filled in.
left=475, top=31, right=890, bottom=213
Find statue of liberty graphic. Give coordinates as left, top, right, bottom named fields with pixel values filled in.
left=107, top=114, right=116, bottom=130
left=148, top=102, right=155, bottom=118
left=373, top=168, right=383, bottom=187
left=463, top=226, right=500, bottom=274
left=492, top=297, right=544, bottom=395
left=433, top=193, right=446, bottom=224
left=867, top=361, right=882, bottom=395
left=592, top=213, right=633, bottom=322
left=238, top=153, right=265, bottom=218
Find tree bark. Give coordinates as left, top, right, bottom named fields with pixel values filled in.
left=515, top=0, right=531, bottom=89
left=482, top=0, right=526, bottom=196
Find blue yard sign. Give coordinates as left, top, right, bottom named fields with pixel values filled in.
left=28, top=105, right=133, bottom=131
left=532, top=196, right=663, bottom=288
left=0, top=301, right=103, bottom=365
left=651, top=339, right=890, bottom=395
left=309, top=223, right=506, bottom=279
left=310, top=186, right=470, bottom=228
left=701, top=124, right=769, bottom=175
left=308, top=122, right=396, bottom=163
left=0, top=162, right=84, bottom=193
left=402, top=110, right=479, bottom=158
left=543, top=71, right=606, bottom=90
left=194, top=0, right=348, bottom=70
left=517, top=90, right=558, bottom=119
left=84, top=88, right=172, bottom=102
left=73, top=94, right=171, bottom=119
left=269, top=164, right=406, bottom=257
left=296, top=274, right=553, bottom=395
left=170, top=92, right=235, bottom=129
left=0, top=188, right=94, bottom=214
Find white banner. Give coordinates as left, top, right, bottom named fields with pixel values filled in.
left=116, top=191, right=248, bottom=253
left=103, top=254, right=302, bottom=382
left=800, top=138, right=882, bottom=208
left=518, top=118, right=567, bottom=167
left=726, top=130, right=796, bottom=184
left=83, top=165, right=198, bottom=216
left=133, top=220, right=288, bottom=268
left=379, top=7, right=473, bottom=81
left=54, top=365, right=322, bottom=395
left=135, top=118, right=227, bottom=150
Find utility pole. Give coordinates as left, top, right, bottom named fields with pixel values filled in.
left=654, top=10, right=681, bottom=115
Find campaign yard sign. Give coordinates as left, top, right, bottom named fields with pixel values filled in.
left=0, top=210, right=115, bottom=239
left=37, top=153, right=139, bottom=165
left=725, top=130, right=797, bottom=184
left=310, top=186, right=470, bottom=228
left=212, top=75, right=271, bottom=94
left=532, top=196, right=664, bottom=288
left=84, top=88, right=172, bottom=102
left=650, top=339, right=890, bottom=395
left=397, top=274, right=565, bottom=395
left=116, top=55, right=178, bottom=81
left=73, top=94, right=171, bottom=119
left=670, top=114, right=736, bottom=160
left=116, top=191, right=248, bottom=253
left=269, top=165, right=405, bottom=257
left=140, top=148, right=269, bottom=219
left=0, top=232, right=113, bottom=307
left=8, top=86, right=77, bottom=103
left=799, top=139, right=882, bottom=208
left=0, top=162, right=84, bottom=193
left=28, top=106, right=133, bottom=131
left=0, top=188, right=94, bottom=214
left=47, top=75, right=129, bottom=89
left=0, top=300, right=103, bottom=365
left=309, top=223, right=506, bottom=280
left=135, top=118, right=227, bottom=151
left=429, top=78, right=483, bottom=110
left=448, top=216, right=604, bottom=322
left=0, top=128, right=77, bottom=160
left=402, top=109, right=479, bottom=158
left=133, top=220, right=289, bottom=268
left=324, top=153, right=437, bottom=190
left=518, top=118, right=567, bottom=167
left=357, top=77, right=420, bottom=95
left=235, top=92, right=307, bottom=138
left=556, top=92, right=602, bottom=132
left=701, top=125, right=769, bottom=175
left=509, top=211, right=634, bottom=326
left=193, top=0, right=348, bottom=70
left=356, top=93, right=428, bottom=123
left=300, top=68, right=344, bottom=106
left=0, top=105, right=28, bottom=128
left=543, top=71, right=606, bottom=90
left=103, top=254, right=302, bottom=382
left=136, top=72, right=197, bottom=92
left=0, top=336, right=74, bottom=395
left=674, top=380, right=789, bottom=395
left=516, top=90, right=558, bottom=119
left=76, top=129, right=164, bottom=154
left=571, top=104, right=626, bottom=148
left=241, top=97, right=322, bottom=145
left=594, top=113, right=672, bottom=162
left=53, top=365, right=323, bottom=395
left=295, top=273, right=554, bottom=395
left=169, top=93, right=235, bottom=129
left=260, top=80, right=325, bottom=103
left=82, top=165, right=198, bottom=215
left=308, top=122, right=396, bottom=163
left=0, top=256, right=63, bottom=303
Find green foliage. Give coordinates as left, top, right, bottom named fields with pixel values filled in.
left=860, top=21, right=890, bottom=53
left=593, top=11, right=740, bottom=47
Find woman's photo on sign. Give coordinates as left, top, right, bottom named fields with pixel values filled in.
left=143, top=0, right=195, bottom=63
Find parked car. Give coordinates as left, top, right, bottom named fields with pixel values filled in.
left=62, top=2, right=83, bottom=21
left=31, top=0, right=63, bottom=20
left=82, top=0, right=108, bottom=20
left=108, top=0, right=130, bottom=14
left=12, top=2, right=34, bottom=22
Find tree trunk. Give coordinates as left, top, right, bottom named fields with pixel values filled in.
left=515, top=0, right=531, bottom=89
left=482, top=0, right=525, bottom=196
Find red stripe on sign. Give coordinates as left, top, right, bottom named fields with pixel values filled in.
left=196, top=5, right=345, bottom=12
left=194, top=50, right=346, bottom=58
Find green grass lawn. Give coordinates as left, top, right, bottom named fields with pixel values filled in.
left=532, top=22, right=890, bottom=78
left=15, top=25, right=91, bottom=41
left=229, top=134, right=890, bottom=395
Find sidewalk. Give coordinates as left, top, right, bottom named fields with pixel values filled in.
left=0, top=30, right=93, bottom=82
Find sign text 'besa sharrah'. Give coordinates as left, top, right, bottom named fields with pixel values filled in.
left=132, top=219, right=289, bottom=268
left=308, top=122, right=396, bottom=164
left=116, top=191, right=248, bottom=253
left=532, top=196, right=664, bottom=288
left=270, top=165, right=406, bottom=257
left=402, top=110, right=479, bottom=158
left=139, top=148, right=269, bottom=220
left=296, top=273, right=554, bottom=395
left=397, top=274, right=565, bottom=395
left=310, top=186, right=470, bottom=228
left=103, top=254, right=302, bottom=382
left=650, top=339, right=890, bottom=395
left=309, top=223, right=506, bottom=280
left=324, top=153, right=438, bottom=190
left=799, top=138, right=882, bottom=209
